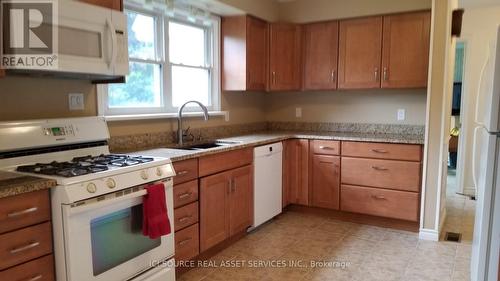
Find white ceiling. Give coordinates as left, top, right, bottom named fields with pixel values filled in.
left=459, top=0, right=500, bottom=8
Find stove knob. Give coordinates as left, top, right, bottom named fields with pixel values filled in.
left=140, top=170, right=149, bottom=180
left=106, top=178, right=116, bottom=189
left=86, top=183, right=97, bottom=193
left=156, top=168, right=163, bottom=177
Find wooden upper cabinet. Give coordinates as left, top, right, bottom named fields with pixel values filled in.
left=338, top=16, right=383, bottom=89
left=381, top=11, right=431, bottom=88
left=222, top=16, right=268, bottom=91
left=269, top=23, right=302, bottom=91
left=79, top=0, right=123, bottom=10
left=303, top=21, right=339, bottom=90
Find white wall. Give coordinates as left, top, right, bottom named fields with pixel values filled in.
left=457, top=5, right=500, bottom=194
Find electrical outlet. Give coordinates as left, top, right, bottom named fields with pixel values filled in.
left=295, top=107, right=302, bottom=118
left=397, top=109, right=406, bottom=121
left=69, top=93, right=84, bottom=111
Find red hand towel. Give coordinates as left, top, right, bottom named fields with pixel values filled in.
left=143, top=183, right=172, bottom=239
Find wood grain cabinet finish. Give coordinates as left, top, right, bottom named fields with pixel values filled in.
left=338, top=16, right=383, bottom=89
left=341, top=141, right=422, bottom=161
left=174, top=202, right=199, bottom=232
left=303, top=21, right=339, bottom=90
left=341, top=184, right=420, bottom=221
left=0, top=190, right=50, bottom=234
left=222, top=16, right=268, bottom=91
left=311, top=155, right=340, bottom=210
left=269, top=23, right=302, bottom=91
left=200, top=165, right=252, bottom=252
left=0, top=254, right=54, bottom=281
left=175, top=224, right=199, bottom=262
left=311, top=140, right=340, bottom=156
left=283, top=140, right=309, bottom=206
left=199, top=148, right=252, bottom=177
left=381, top=12, right=431, bottom=88
left=172, top=159, right=199, bottom=185
left=173, top=179, right=199, bottom=209
left=341, top=157, right=421, bottom=192
left=79, top=0, right=123, bottom=10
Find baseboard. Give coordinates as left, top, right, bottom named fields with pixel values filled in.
left=419, top=228, right=440, bottom=241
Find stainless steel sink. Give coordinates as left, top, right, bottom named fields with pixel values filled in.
left=180, top=140, right=241, bottom=151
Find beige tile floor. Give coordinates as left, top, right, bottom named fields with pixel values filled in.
left=179, top=170, right=475, bottom=281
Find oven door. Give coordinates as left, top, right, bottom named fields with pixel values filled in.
left=62, top=180, right=174, bottom=281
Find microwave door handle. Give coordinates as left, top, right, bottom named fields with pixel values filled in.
left=106, top=18, right=117, bottom=70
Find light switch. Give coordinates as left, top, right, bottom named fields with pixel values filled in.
left=397, top=109, right=406, bottom=121
left=69, top=93, right=84, bottom=111
left=295, top=107, right=302, bottom=118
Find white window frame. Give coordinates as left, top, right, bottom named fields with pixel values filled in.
left=97, top=5, right=221, bottom=119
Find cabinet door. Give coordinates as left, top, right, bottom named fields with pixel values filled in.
left=381, top=12, right=431, bottom=88
left=283, top=140, right=309, bottom=205
left=79, top=0, right=123, bottom=10
left=303, top=21, right=339, bottom=90
left=338, top=16, right=383, bottom=89
left=269, top=23, right=302, bottom=91
left=247, top=17, right=268, bottom=90
left=229, top=165, right=253, bottom=235
left=311, top=155, right=340, bottom=209
left=200, top=171, right=230, bottom=252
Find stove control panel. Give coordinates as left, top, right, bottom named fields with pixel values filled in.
left=43, top=125, right=75, bottom=137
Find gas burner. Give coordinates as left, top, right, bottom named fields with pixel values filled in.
left=17, top=161, right=109, bottom=178
left=72, top=154, right=154, bottom=167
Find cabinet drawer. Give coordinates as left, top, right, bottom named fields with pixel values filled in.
left=341, top=141, right=421, bottom=161
left=0, top=254, right=54, bottom=281
left=199, top=148, right=253, bottom=177
left=0, top=190, right=50, bottom=234
left=341, top=185, right=419, bottom=221
left=173, top=180, right=199, bottom=208
left=0, top=222, right=53, bottom=270
left=173, top=159, right=199, bottom=185
left=311, top=140, right=340, bottom=155
left=341, top=157, right=421, bottom=192
left=175, top=223, right=199, bottom=261
left=174, top=202, right=199, bottom=232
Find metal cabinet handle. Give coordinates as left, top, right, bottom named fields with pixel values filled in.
left=374, top=67, right=379, bottom=81
left=372, top=194, right=386, bottom=200
left=272, top=71, right=276, bottom=84
left=383, top=67, right=388, bottom=81
left=178, top=192, right=192, bottom=199
left=7, top=207, right=38, bottom=218
left=178, top=216, right=192, bottom=223
left=331, top=69, right=336, bottom=82
left=319, top=146, right=335, bottom=150
left=26, top=275, right=43, bottom=281
left=178, top=238, right=192, bottom=246
left=10, top=241, right=40, bottom=254
left=177, top=170, right=189, bottom=176
left=371, top=166, right=389, bottom=171
left=371, top=149, right=388, bottom=154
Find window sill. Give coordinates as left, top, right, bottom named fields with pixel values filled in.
left=104, top=111, right=228, bottom=122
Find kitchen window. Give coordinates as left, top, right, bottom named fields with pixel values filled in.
left=98, top=7, right=220, bottom=118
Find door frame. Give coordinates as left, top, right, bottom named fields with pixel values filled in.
left=455, top=39, right=469, bottom=195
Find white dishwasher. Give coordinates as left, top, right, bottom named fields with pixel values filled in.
left=252, top=142, right=283, bottom=229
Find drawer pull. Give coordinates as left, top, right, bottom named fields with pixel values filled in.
left=26, top=275, right=43, bottom=281
left=7, top=207, right=38, bottom=218
left=178, top=192, right=192, bottom=199
left=372, top=194, right=386, bottom=200
left=371, top=166, right=389, bottom=171
left=319, top=146, right=335, bottom=150
left=178, top=238, right=192, bottom=246
left=371, top=149, right=388, bottom=154
left=176, top=170, right=189, bottom=176
left=178, top=216, right=192, bottom=223
left=10, top=241, right=40, bottom=254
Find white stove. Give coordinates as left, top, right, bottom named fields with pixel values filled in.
left=0, top=117, right=176, bottom=281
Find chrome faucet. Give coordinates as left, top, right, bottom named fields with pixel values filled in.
left=177, top=101, right=209, bottom=146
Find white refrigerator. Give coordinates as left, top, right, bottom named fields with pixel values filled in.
left=471, top=26, right=500, bottom=281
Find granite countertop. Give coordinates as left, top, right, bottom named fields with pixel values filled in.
left=133, top=131, right=424, bottom=162
left=0, top=171, right=57, bottom=199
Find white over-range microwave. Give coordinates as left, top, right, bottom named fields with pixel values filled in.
left=6, top=0, right=129, bottom=79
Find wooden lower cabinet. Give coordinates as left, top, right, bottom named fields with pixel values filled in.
left=175, top=224, right=200, bottom=262
left=0, top=254, right=54, bottom=281
left=283, top=140, right=309, bottom=206
left=200, top=165, right=253, bottom=252
left=311, top=155, right=340, bottom=209
left=79, top=0, right=123, bottom=10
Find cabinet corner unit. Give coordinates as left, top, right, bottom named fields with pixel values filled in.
left=222, top=15, right=269, bottom=91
